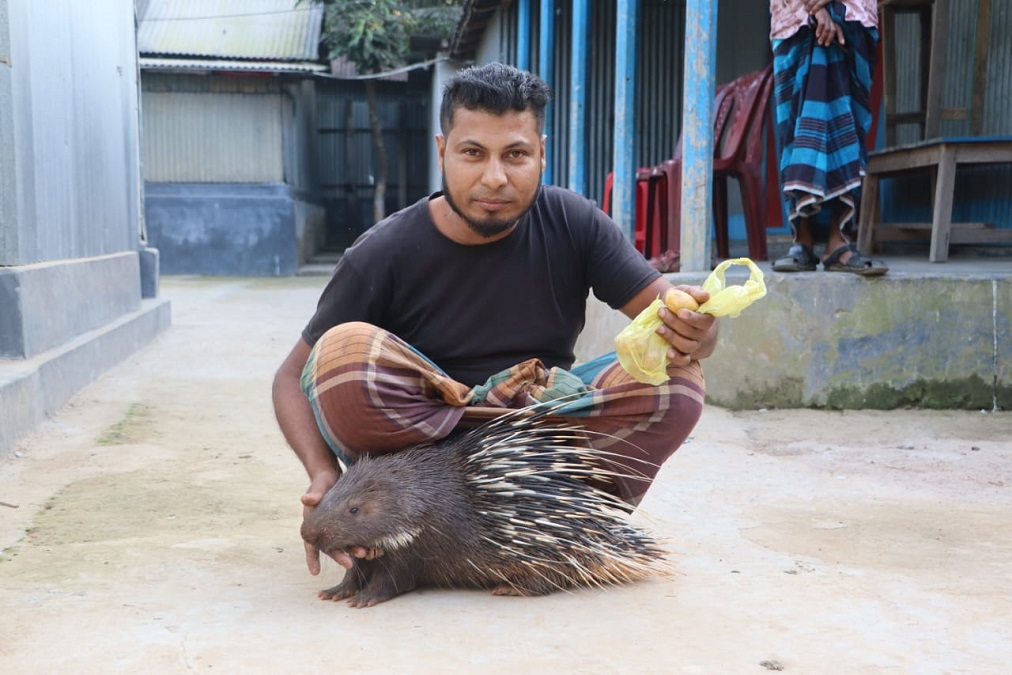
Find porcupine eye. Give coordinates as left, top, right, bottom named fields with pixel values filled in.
left=349, top=507, right=359, bottom=515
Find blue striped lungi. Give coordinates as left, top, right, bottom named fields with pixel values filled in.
left=772, top=4, right=878, bottom=237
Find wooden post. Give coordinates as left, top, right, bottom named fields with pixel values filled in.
left=679, top=0, right=717, bottom=271
left=612, top=0, right=638, bottom=243
left=567, top=0, right=589, bottom=195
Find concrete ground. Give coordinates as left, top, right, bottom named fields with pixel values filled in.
left=1, top=276, right=1010, bottom=673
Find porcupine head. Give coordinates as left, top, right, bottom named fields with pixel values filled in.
left=299, top=448, right=452, bottom=562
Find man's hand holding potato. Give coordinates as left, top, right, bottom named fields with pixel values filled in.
left=657, top=286, right=718, bottom=367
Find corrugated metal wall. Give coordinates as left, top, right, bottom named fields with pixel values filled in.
left=282, top=79, right=318, bottom=192
left=498, top=0, right=774, bottom=208
left=983, top=0, right=1012, bottom=137
left=315, top=76, right=432, bottom=248
left=502, top=0, right=688, bottom=205
left=493, top=0, right=1010, bottom=230
left=1, top=0, right=141, bottom=265
left=885, top=0, right=1011, bottom=229
left=141, top=74, right=284, bottom=183
left=891, top=0, right=1011, bottom=141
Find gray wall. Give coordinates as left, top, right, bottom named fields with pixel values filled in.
left=0, top=1, right=15, bottom=253
left=141, top=74, right=287, bottom=183
left=1, top=0, right=142, bottom=265
left=0, top=0, right=170, bottom=455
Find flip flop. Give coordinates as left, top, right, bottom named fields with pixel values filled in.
left=772, top=244, right=819, bottom=272
left=822, top=244, right=888, bottom=276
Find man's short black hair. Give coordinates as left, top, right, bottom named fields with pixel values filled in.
left=439, top=62, right=552, bottom=135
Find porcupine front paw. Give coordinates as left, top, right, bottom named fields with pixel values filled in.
left=318, top=561, right=370, bottom=601
left=345, top=562, right=418, bottom=608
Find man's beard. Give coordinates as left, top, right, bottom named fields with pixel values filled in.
left=442, top=176, right=541, bottom=239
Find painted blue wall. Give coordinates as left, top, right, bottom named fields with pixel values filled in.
left=145, top=183, right=323, bottom=276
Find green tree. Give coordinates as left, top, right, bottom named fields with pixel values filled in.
left=314, top=0, right=459, bottom=222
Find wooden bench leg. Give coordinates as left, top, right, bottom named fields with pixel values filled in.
left=929, top=145, right=956, bottom=262
left=857, top=172, right=879, bottom=254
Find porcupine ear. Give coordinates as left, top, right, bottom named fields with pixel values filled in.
left=357, top=478, right=383, bottom=496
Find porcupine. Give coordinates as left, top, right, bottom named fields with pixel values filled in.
left=300, top=407, right=669, bottom=607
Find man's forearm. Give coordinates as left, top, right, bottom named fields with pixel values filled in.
left=272, top=364, right=339, bottom=481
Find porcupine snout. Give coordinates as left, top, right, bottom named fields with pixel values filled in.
left=299, top=508, right=331, bottom=551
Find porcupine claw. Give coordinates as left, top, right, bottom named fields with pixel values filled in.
left=319, top=576, right=362, bottom=602
left=318, top=559, right=371, bottom=601
left=490, top=584, right=539, bottom=597
left=319, top=585, right=354, bottom=602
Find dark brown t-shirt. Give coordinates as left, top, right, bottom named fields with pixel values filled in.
left=302, top=186, right=659, bottom=387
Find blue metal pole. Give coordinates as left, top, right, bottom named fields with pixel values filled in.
left=680, top=0, right=718, bottom=271
left=516, top=0, right=531, bottom=72
left=567, top=0, right=589, bottom=195
left=612, top=0, right=638, bottom=243
left=538, top=0, right=555, bottom=185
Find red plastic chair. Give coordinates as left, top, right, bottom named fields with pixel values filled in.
left=656, top=79, right=737, bottom=260
left=601, top=166, right=667, bottom=258
left=603, top=82, right=736, bottom=260
left=716, top=64, right=776, bottom=260
left=661, top=64, right=775, bottom=261
left=603, top=64, right=779, bottom=263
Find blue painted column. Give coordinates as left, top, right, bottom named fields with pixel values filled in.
left=567, top=0, right=589, bottom=195
left=538, top=0, right=556, bottom=184
left=680, top=0, right=718, bottom=271
left=516, top=0, right=531, bottom=71
left=612, top=0, right=638, bottom=242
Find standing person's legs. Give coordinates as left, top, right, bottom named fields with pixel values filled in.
left=770, top=21, right=886, bottom=275
left=819, top=21, right=886, bottom=274
left=771, top=32, right=820, bottom=273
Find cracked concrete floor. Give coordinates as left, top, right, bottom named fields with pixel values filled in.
left=1, top=276, right=1010, bottom=673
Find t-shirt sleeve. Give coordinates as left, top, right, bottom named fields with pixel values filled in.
left=582, top=201, right=661, bottom=310
left=301, top=254, right=384, bottom=346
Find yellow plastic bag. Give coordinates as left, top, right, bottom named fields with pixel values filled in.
left=614, top=257, right=766, bottom=385
left=698, top=257, right=767, bottom=317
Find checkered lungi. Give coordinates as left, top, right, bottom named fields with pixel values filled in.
left=301, top=321, right=706, bottom=505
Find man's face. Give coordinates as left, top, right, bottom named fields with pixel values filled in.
left=436, top=107, right=547, bottom=238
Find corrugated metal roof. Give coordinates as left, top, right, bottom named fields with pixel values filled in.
left=137, top=0, right=324, bottom=61
left=449, top=0, right=503, bottom=60
left=327, top=57, right=409, bottom=82
left=140, top=57, right=326, bottom=73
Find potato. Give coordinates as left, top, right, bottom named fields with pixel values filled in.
left=663, top=287, right=699, bottom=313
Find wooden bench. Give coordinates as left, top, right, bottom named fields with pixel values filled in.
left=856, top=137, right=1012, bottom=262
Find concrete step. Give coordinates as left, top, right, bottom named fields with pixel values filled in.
left=0, top=298, right=172, bottom=455
left=576, top=256, right=1012, bottom=410
left=297, top=252, right=341, bottom=277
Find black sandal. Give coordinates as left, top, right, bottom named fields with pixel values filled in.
left=822, top=244, right=888, bottom=276
left=772, top=244, right=819, bottom=272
